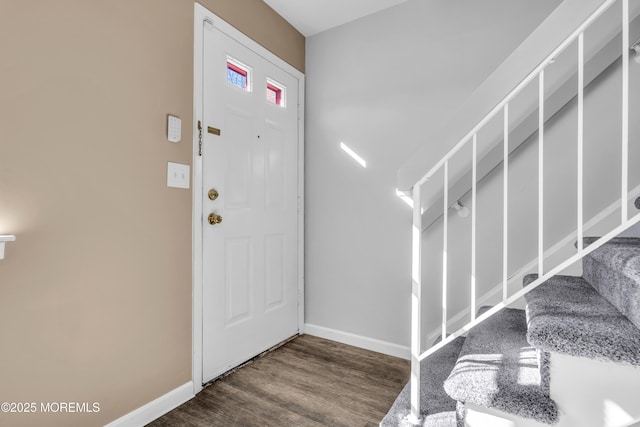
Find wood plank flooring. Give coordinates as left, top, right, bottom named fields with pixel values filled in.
left=148, top=334, right=409, bottom=426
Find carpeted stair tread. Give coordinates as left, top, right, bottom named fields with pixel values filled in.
left=443, top=307, right=558, bottom=425
left=381, top=337, right=465, bottom=427
left=585, top=240, right=640, bottom=283
left=581, top=239, right=640, bottom=330
left=524, top=274, right=640, bottom=366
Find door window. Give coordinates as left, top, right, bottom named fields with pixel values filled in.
left=266, top=78, right=285, bottom=107
left=226, top=57, right=251, bottom=92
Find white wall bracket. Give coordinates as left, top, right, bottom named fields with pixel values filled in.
left=0, top=235, right=16, bottom=260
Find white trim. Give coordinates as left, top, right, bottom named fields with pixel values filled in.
left=304, top=323, right=410, bottom=360
left=192, top=3, right=305, bottom=394
left=297, top=80, right=306, bottom=334
left=426, top=182, right=640, bottom=343
left=104, top=382, right=193, bottom=427
left=192, top=4, right=205, bottom=396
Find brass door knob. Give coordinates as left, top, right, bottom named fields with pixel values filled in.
left=208, top=213, right=223, bottom=225
left=208, top=189, right=219, bottom=201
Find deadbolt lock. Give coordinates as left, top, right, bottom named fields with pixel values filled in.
left=208, top=188, right=219, bottom=201
left=208, top=213, right=223, bottom=225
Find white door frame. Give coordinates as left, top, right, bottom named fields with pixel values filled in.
left=192, top=2, right=305, bottom=395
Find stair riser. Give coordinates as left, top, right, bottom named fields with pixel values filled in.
left=583, top=255, right=640, bottom=330
left=463, top=403, right=556, bottom=427
left=550, top=352, right=640, bottom=427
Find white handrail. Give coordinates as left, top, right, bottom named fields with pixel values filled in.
left=408, top=0, right=632, bottom=422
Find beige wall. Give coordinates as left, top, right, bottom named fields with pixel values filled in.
left=0, top=1, right=303, bottom=426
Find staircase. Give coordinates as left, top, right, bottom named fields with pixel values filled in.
left=382, top=237, right=640, bottom=426
left=386, top=0, right=640, bottom=425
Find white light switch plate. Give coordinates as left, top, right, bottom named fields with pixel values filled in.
left=167, top=162, right=190, bottom=189
left=168, top=115, right=181, bottom=143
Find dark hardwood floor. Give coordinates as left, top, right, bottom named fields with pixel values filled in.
left=148, top=334, right=410, bottom=426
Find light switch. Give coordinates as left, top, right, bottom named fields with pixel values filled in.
left=168, top=115, right=181, bottom=143
left=167, top=162, right=190, bottom=189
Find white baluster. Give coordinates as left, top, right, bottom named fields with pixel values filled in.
left=539, top=70, right=545, bottom=277
left=442, top=162, right=448, bottom=340
left=578, top=33, right=584, bottom=251
left=409, top=183, right=422, bottom=423
left=471, top=135, right=477, bottom=321
left=503, top=105, right=509, bottom=301
left=622, top=0, right=629, bottom=223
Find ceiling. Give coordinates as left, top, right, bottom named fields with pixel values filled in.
left=263, top=0, right=410, bottom=37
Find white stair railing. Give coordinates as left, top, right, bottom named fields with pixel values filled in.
left=408, top=0, right=637, bottom=422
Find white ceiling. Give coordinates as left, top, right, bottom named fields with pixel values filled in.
left=263, top=0, right=410, bottom=37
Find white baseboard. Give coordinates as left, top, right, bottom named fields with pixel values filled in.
left=304, top=323, right=410, bottom=360
left=104, top=381, right=194, bottom=427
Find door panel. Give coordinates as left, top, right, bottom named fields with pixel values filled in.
left=264, top=234, right=285, bottom=310
left=224, top=108, right=253, bottom=210
left=225, top=237, right=252, bottom=325
left=202, top=23, right=299, bottom=383
left=264, top=121, right=285, bottom=209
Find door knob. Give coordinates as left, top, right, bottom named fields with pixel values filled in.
left=208, top=213, right=223, bottom=225
left=208, top=188, right=219, bottom=201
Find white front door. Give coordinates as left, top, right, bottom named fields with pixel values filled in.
left=201, top=22, right=300, bottom=383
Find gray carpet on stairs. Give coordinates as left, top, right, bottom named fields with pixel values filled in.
left=582, top=236, right=640, bottom=247
left=581, top=239, right=640, bottom=330
left=383, top=236, right=640, bottom=425
left=524, top=274, right=640, bottom=366
left=443, top=307, right=558, bottom=425
left=380, top=337, right=465, bottom=427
